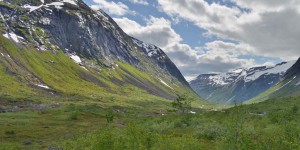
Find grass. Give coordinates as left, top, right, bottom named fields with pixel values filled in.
left=0, top=106, right=109, bottom=149
left=61, top=96, right=300, bottom=150
left=0, top=96, right=299, bottom=149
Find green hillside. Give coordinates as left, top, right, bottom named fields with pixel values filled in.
left=247, top=67, right=300, bottom=104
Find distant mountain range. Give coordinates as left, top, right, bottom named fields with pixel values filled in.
left=248, top=58, right=300, bottom=103
left=190, top=61, right=297, bottom=104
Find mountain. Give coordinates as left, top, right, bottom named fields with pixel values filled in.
left=0, top=0, right=198, bottom=103
left=248, top=57, right=300, bottom=103
left=190, top=61, right=296, bottom=104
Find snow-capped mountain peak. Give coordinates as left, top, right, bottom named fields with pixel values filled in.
left=202, top=61, right=296, bottom=86
left=132, top=38, right=164, bottom=58
left=244, top=61, right=296, bottom=82
left=190, top=61, right=297, bottom=104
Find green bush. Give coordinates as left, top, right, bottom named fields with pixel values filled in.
left=67, top=111, right=79, bottom=121
left=194, top=123, right=226, bottom=140
left=105, top=110, right=114, bottom=124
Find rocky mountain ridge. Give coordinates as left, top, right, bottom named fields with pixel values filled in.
left=248, top=58, right=300, bottom=103
left=0, top=0, right=195, bottom=101
left=190, top=61, right=296, bottom=104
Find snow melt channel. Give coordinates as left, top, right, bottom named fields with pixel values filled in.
left=159, top=78, right=173, bottom=89
left=36, top=84, right=50, bottom=89
left=275, top=76, right=297, bottom=92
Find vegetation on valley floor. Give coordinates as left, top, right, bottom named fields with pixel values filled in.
left=0, top=94, right=300, bottom=150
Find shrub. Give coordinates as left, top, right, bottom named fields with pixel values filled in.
left=67, top=111, right=79, bottom=121
left=4, top=130, right=15, bottom=135
left=105, top=110, right=114, bottom=124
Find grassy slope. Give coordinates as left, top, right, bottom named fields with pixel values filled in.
left=0, top=33, right=208, bottom=102
left=57, top=96, right=300, bottom=150
left=247, top=76, right=300, bottom=104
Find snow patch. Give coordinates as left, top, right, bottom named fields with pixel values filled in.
left=23, top=0, right=77, bottom=13
left=245, top=61, right=296, bottom=82
left=232, top=68, right=243, bottom=74
left=159, top=78, right=173, bottom=89
left=0, top=12, right=4, bottom=20
left=81, top=66, right=88, bottom=71
left=23, top=4, right=43, bottom=12
left=63, top=0, right=77, bottom=5
left=3, top=32, right=24, bottom=43
left=69, top=54, right=88, bottom=71
left=40, top=17, right=51, bottom=25
left=46, top=2, right=64, bottom=9
left=203, top=61, right=296, bottom=86
left=36, top=84, right=50, bottom=89
left=75, top=12, right=85, bottom=27
left=208, top=75, right=228, bottom=85
left=133, top=39, right=161, bottom=57
left=39, top=45, right=47, bottom=51
left=69, top=54, right=82, bottom=64
left=94, top=10, right=109, bottom=21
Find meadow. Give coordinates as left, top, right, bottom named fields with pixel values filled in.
left=1, top=95, right=299, bottom=150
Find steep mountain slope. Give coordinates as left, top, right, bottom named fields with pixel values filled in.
left=0, top=0, right=199, bottom=104
left=190, top=61, right=296, bottom=104
left=248, top=57, right=300, bottom=103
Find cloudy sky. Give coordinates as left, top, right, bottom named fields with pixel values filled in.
left=83, top=0, right=300, bottom=81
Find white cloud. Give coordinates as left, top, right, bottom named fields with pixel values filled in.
left=114, top=17, right=255, bottom=78
left=164, top=41, right=255, bottom=77
left=114, top=16, right=181, bottom=48
left=262, top=61, right=275, bottom=67
left=128, top=0, right=148, bottom=5
left=91, top=0, right=131, bottom=16
left=157, top=0, right=300, bottom=61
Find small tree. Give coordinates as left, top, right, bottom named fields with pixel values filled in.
left=106, top=110, right=114, bottom=124
left=172, top=94, right=193, bottom=114
left=172, top=94, right=194, bottom=126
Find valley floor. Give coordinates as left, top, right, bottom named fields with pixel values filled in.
left=1, top=96, right=300, bottom=150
